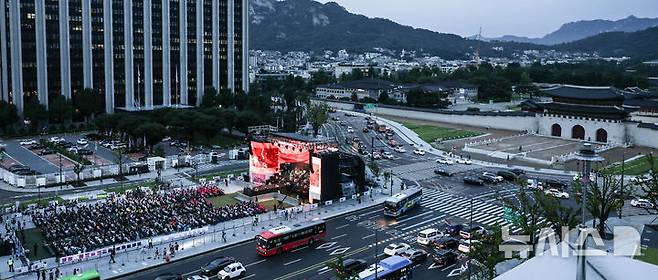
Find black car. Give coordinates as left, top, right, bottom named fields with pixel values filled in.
left=84, top=133, right=103, bottom=141
left=433, top=237, right=459, bottom=250
left=38, top=149, right=56, bottom=156
left=510, top=168, right=526, bottom=176
left=28, top=144, right=46, bottom=150
left=478, top=174, right=498, bottom=184
left=201, top=257, right=236, bottom=276
left=497, top=170, right=517, bottom=181
left=342, top=258, right=368, bottom=275
left=445, top=224, right=466, bottom=236
left=464, top=176, right=484, bottom=186
left=77, top=149, right=93, bottom=156
left=8, top=165, right=30, bottom=172
left=154, top=273, right=182, bottom=280
left=546, top=179, right=567, bottom=190
left=14, top=169, right=40, bottom=176
left=433, top=249, right=458, bottom=266
left=400, top=249, right=428, bottom=264
left=434, top=169, right=452, bottom=176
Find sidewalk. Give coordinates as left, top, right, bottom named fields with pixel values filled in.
left=0, top=177, right=405, bottom=280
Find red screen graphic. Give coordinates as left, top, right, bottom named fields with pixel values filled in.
left=250, top=142, right=279, bottom=186
left=277, top=144, right=310, bottom=166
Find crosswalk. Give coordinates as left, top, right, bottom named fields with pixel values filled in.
left=420, top=188, right=540, bottom=234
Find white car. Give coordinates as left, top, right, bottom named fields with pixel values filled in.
left=76, top=139, right=88, bottom=146
left=458, top=240, right=480, bottom=253
left=383, top=243, right=411, bottom=256
left=413, top=149, right=425, bottom=156
left=631, top=175, right=652, bottom=184
left=19, top=139, right=37, bottom=146
left=372, top=152, right=382, bottom=160
left=187, top=276, right=209, bottom=280
left=162, top=136, right=172, bottom=142
left=382, top=152, right=394, bottom=159
left=417, top=228, right=443, bottom=245
left=527, top=179, right=544, bottom=190
left=482, top=172, right=504, bottom=182
left=66, top=147, right=79, bottom=153
left=347, top=126, right=354, bottom=133
left=48, top=137, right=64, bottom=143
left=545, top=188, right=569, bottom=199
left=630, top=198, right=654, bottom=208
left=218, top=262, right=246, bottom=280
left=436, top=158, right=454, bottom=165
left=455, top=158, right=472, bottom=165
left=394, top=147, right=406, bottom=153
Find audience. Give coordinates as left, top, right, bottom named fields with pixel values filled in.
left=31, top=185, right=266, bottom=257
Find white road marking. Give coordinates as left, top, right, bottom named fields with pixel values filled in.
left=401, top=215, right=446, bottom=231
left=361, top=234, right=376, bottom=240
left=331, top=233, right=348, bottom=240
left=441, top=263, right=456, bottom=271
left=335, top=224, right=349, bottom=230
left=284, top=258, right=302, bottom=266
left=245, top=259, right=267, bottom=267
left=243, top=273, right=257, bottom=279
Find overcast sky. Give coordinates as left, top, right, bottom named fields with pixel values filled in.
left=316, top=0, right=658, bottom=38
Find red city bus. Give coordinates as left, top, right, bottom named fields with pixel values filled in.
left=256, top=219, right=327, bottom=256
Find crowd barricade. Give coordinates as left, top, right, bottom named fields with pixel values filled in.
left=58, top=240, right=143, bottom=265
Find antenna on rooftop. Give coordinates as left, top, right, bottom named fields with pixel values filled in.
left=476, top=27, right=482, bottom=66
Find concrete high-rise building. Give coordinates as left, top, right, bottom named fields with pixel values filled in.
left=0, top=0, right=249, bottom=115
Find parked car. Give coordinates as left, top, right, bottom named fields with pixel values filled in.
left=434, top=169, right=453, bottom=177
left=455, top=158, right=472, bottom=165
left=372, top=152, right=382, bottom=160
left=76, top=139, right=88, bottom=146
left=631, top=175, right=652, bottom=184
left=432, top=237, right=459, bottom=250
left=362, top=127, right=370, bottom=133
left=382, top=152, right=394, bottom=159
left=510, top=168, right=526, bottom=176
left=477, top=174, right=498, bottom=184
left=342, top=259, right=368, bottom=275
left=48, top=137, right=64, bottom=143
left=383, top=243, right=411, bottom=256
left=28, top=144, right=46, bottom=150
left=417, top=228, right=443, bottom=246
left=400, top=248, right=428, bottom=264
left=630, top=198, right=654, bottom=208
left=482, top=172, right=504, bottom=182
left=445, top=224, right=466, bottom=236
left=460, top=225, right=490, bottom=239
left=19, top=139, right=37, bottom=146
left=497, top=170, right=517, bottom=181
left=8, top=165, right=29, bottom=172
left=38, top=149, right=56, bottom=156
left=545, top=179, right=568, bottom=190
left=347, top=126, right=354, bottom=133
left=14, top=169, right=40, bottom=176
left=77, top=149, right=93, bottom=156
left=458, top=240, right=480, bottom=253
left=154, top=273, right=183, bottom=280
left=217, top=262, right=246, bottom=280
left=433, top=249, right=458, bottom=267
left=200, top=257, right=236, bottom=276
left=394, top=147, right=406, bottom=153
left=436, top=158, right=454, bottom=165
left=413, top=149, right=426, bottom=156
left=84, top=133, right=103, bottom=141
left=545, top=188, right=570, bottom=199
left=527, top=179, right=544, bottom=190
left=464, top=177, right=485, bottom=186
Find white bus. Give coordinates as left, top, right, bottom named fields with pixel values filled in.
left=384, top=188, right=422, bottom=217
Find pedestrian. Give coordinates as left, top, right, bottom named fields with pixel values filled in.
left=273, top=204, right=277, bottom=212
left=155, top=247, right=160, bottom=257
left=41, top=269, right=46, bottom=280
left=49, top=269, right=54, bottom=280
left=55, top=267, right=60, bottom=279
left=174, top=242, right=179, bottom=252
left=7, top=257, right=13, bottom=272
left=222, top=231, right=226, bottom=242
left=37, top=269, right=41, bottom=280
left=148, top=237, right=153, bottom=249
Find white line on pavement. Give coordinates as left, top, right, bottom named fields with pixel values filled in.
left=441, top=263, right=456, bottom=271
left=243, top=273, right=257, bottom=279
left=284, top=258, right=302, bottom=266
left=335, top=224, right=349, bottom=230
left=393, top=211, right=433, bottom=224
left=245, top=259, right=267, bottom=267
left=359, top=208, right=382, bottom=217
left=401, top=215, right=446, bottom=231
left=331, top=233, right=348, bottom=240
left=361, top=234, right=376, bottom=240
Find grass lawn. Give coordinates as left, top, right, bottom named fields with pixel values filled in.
left=208, top=194, right=240, bottom=208
left=259, top=199, right=295, bottom=211
left=105, top=180, right=159, bottom=194
left=606, top=156, right=658, bottom=175
left=637, top=247, right=658, bottom=266
left=401, top=121, right=483, bottom=143
left=20, top=228, right=53, bottom=260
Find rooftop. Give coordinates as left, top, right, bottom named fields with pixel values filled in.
left=542, top=85, right=625, bottom=101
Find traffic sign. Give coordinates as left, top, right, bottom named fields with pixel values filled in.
left=503, top=207, right=520, bottom=225
left=364, top=103, right=377, bottom=110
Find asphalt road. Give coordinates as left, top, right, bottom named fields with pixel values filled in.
left=115, top=202, right=475, bottom=280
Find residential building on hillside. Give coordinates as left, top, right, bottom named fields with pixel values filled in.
left=0, top=0, right=249, bottom=116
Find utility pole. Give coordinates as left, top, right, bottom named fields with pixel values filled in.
left=574, top=143, right=603, bottom=280
left=374, top=228, right=379, bottom=279
left=619, top=152, right=625, bottom=219
left=468, top=197, right=473, bottom=280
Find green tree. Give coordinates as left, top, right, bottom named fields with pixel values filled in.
left=201, top=87, right=219, bottom=108
left=24, top=99, right=49, bottom=130
left=639, top=154, right=658, bottom=214
left=50, top=95, right=74, bottom=124
left=0, top=100, right=19, bottom=134
left=503, top=182, right=546, bottom=258
left=75, top=88, right=103, bottom=122
left=469, top=224, right=505, bottom=279
left=73, top=163, right=86, bottom=185
left=574, top=171, right=624, bottom=237
left=368, top=160, right=380, bottom=178
left=134, top=122, right=168, bottom=148
left=326, top=255, right=350, bottom=280
left=307, top=103, right=329, bottom=136
left=539, top=195, right=580, bottom=241
left=350, top=92, right=358, bottom=102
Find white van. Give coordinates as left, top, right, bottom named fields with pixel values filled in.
left=417, top=228, right=441, bottom=245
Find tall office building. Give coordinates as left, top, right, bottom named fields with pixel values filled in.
left=0, top=0, right=249, bottom=115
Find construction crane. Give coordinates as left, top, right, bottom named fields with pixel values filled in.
left=475, top=27, right=482, bottom=66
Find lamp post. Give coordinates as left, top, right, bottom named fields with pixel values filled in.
left=619, top=152, right=625, bottom=219
left=573, top=143, right=604, bottom=280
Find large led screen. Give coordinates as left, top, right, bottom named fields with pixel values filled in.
left=309, top=156, right=322, bottom=202
left=277, top=143, right=310, bottom=166
left=249, top=142, right=279, bottom=186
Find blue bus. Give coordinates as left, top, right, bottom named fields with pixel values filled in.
left=384, top=188, right=422, bottom=217
left=358, top=255, right=414, bottom=280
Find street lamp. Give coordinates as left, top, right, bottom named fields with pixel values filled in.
left=573, top=143, right=604, bottom=280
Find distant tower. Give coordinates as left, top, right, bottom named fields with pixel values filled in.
left=475, top=27, right=482, bottom=66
